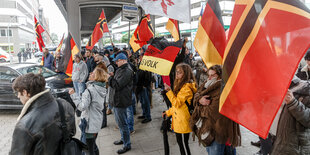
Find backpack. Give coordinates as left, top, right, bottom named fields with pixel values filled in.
left=185, top=89, right=195, bottom=115
left=56, top=99, right=88, bottom=155
left=86, top=88, right=107, bottom=129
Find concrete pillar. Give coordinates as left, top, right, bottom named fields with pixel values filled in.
left=66, top=0, right=81, bottom=49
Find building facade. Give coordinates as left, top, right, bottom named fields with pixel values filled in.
left=0, top=0, right=50, bottom=55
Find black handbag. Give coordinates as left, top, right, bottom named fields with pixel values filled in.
left=56, top=99, right=88, bottom=155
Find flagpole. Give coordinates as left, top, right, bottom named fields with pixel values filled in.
left=108, top=32, right=114, bottom=47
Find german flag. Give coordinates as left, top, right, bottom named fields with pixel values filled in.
left=86, top=9, right=109, bottom=50
left=194, top=0, right=226, bottom=68
left=139, top=37, right=183, bottom=75
left=130, top=14, right=154, bottom=52
left=62, top=33, right=80, bottom=76
left=34, top=16, right=45, bottom=52
left=220, top=0, right=310, bottom=138
left=55, top=34, right=64, bottom=53
left=165, top=18, right=180, bottom=41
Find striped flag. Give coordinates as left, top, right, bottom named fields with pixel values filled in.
left=139, top=37, right=183, bottom=75
left=130, top=14, right=154, bottom=52
left=34, top=16, right=45, bottom=52
left=86, top=9, right=109, bottom=50
left=55, top=34, right=64, bottom=53
left=194, top=0, right=226, bottom=68
left=165, top=18, right=180, bottom=41
left=220, top=0, right=310, bottom=138
left=62, top=33, right=80, bottom=76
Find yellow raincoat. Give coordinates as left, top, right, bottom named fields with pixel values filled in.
left=165, top=82, right=197, bottom=134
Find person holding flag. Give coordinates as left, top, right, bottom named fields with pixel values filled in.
left=162, top=63, right=197, bottom=155
left=190, top=65, right=241, bottom=155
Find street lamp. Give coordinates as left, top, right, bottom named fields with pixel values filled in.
left=7, top=16, right=14, bottom=64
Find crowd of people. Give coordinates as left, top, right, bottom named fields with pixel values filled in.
left=8, top=38, right=310, bottom=155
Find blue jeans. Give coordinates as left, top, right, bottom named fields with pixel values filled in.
left=79, top=118, right=87, bottom=143
left=139, top=87, right=151, bottom=120
left=206, top=141, right=236, bottom=155
left=126, top=105, right=134, bottom=132
left=113, top=107, right=131, bottom=148
left=73, top=81, right=86, bottom=96
left=132, top=92, right=136, bottom=114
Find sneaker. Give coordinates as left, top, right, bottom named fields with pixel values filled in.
left=130, top=130, right=136, bottom=135
left=141, top=118, right=152, bottom=124
left=113, top=140, right=124, bottom=145
left=137, top=116, right=145, bottom=119
left=106, top=109, right=112, bottom=115
left=117, top=146, right=131, bottom=154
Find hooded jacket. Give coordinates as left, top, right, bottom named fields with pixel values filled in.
left=71, top=81, right=107, bottom=133
left=10, top=90, right=76, bottom=155
left=72, top=61, right=88, bottom=82
left=165, top=82, right=197, bottom=134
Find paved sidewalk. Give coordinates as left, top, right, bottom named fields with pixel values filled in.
left=0, top=89, right=259, bottom=155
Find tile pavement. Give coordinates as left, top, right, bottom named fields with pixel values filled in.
left=0, top=90, right=259, bottom=155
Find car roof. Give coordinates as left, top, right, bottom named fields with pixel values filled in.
left=0, top=63, right=39, bottom=70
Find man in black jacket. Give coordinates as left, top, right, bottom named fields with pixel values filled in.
left=10, top=73, right=76, bottom=155
left=85, top=49, right=97, bottom=73
left=108, top=53, right=133, bottom=154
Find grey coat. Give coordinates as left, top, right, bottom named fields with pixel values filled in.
left=71, top=81, right=107, bottom=133
left=272, top=82, right=310, bottom=155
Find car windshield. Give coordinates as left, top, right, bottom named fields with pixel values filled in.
left=16, top=66, right=57, bottom=78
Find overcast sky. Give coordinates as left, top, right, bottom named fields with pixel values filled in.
left=39, top=0, right=67, bottom=40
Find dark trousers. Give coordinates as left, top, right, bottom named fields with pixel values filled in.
left=176, top=133, right=191, bottom=155
left=86, top=133, right=99, bottom=155
left=259, top=134, right=274, bottom=155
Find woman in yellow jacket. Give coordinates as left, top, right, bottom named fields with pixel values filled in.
left=163, top=63, right=197, bottom=155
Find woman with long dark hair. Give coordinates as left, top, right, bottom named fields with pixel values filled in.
left=163, top=63, right=197, bottom=155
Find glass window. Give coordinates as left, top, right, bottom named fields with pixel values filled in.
left=0, top=68, right=19, bottom=81
left=17, top=66, right=57, bottom=78
left=9, top=30, right=12, bottom=37
left=0, top=30, right=6, bottom=37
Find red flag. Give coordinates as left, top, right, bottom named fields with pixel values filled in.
left=194, top=0, right=226, bottom=68
left=165, top=18, right=180, bottom=41
left=130, top=14, right=154, bottom=52
left=220, top=0, right=310, bottom=138
left=62, top=33, right=80, bottom=76
left=34, top=16, right=45, bottom=52
left=86, top=9, right=110, bottom=50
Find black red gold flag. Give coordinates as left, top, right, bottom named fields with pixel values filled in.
left=139, top=37, right=183, bottom=75
left=62, top=33, right=80, bottom=76
left=194, top=0, right=226, bottom=68
left=165, top=18, right=180, bottom=41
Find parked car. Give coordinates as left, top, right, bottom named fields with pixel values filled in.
left=34, top=51, right=43, bottom=58
left=0, top=48, right=11, bottom=62
left=0, top=63, right=73, bottom=109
